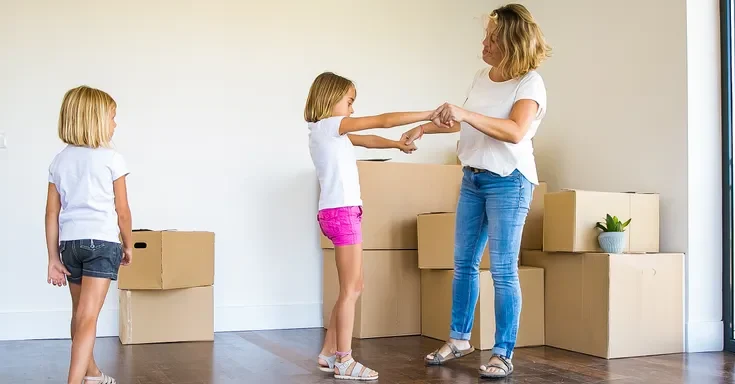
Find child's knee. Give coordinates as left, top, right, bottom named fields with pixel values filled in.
left=74, top=305, right=100, bottom=325
left=341, top=280, right=363, bottom=299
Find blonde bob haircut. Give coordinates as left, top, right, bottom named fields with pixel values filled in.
left=489, top=4, right=551, bottom=80
left=304, top=72, right=354, bottom=123
left=58, top=85, right=117, bottom=148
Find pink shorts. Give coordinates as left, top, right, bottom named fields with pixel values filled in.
left=318, top=206, right=363, bottom=247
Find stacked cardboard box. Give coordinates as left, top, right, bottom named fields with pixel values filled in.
left=117, top=230, right=215, bottom=345
left=320, top=160, right=463, bottom=339
left=522, top=189, right=684, bottom=359
left=417, top=182, right=548, bottom=350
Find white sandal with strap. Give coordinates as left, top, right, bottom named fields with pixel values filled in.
left=334, top=358, right=378, bottom=381
left=82, top=372, right=116, bottom=384
left=317, top=353, right=337, bottom=372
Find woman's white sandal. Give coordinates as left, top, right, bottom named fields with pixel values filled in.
left=82, top=372, right=116, bottom=384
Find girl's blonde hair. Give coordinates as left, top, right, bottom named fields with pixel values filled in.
left=58, top=85, right=117, bottom=148
left=489, top=4, right=552, bottom=80
left=304, top=72, right=354, bottom=123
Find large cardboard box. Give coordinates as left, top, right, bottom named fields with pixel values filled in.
left=420, top=267, right=544, bottom=350
left=118, top=230, right=215, bottom=290
left=417, top=213, right=490, bottom=269
left=322, top=249, right=420, bottom=338
left=522, top=250, right=684, bottom=359
left=119, top=286, right=214, bottom=345
left=320, top=161, right=463, bottom=250
left=543, top=190, right=659, bottom=253
left=416, top=182, right=547, bottom=269
left=521, top=182, right=548, bottom=250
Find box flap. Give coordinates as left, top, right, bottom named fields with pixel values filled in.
left=560, top=188, right=659, bottom=195
left=417, top=211, right=455, bottom=216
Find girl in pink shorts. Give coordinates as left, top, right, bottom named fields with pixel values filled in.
left=305, top=71, right=440, bottom=381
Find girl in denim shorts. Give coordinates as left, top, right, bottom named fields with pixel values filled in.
left=45, top=86, right=133, bottom=384
left=305, top=71, right=445, bottom=381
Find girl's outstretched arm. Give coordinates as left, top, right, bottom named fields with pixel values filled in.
left=348, top=134, right=417, bottom=153
left=338, top=111, right=433, bottom=135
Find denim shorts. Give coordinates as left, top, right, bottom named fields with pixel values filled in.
left=60, top=239, right=123, bottom=284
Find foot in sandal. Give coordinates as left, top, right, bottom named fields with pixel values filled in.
left=479, top=354, right=514, bottom=379
left=424, top=339, right=475, bottom=365
left=333, top=352, right=378, bottom=381
left=82, top=372, right=117, bottom=384
left=317, top=353, right=337, bottom=373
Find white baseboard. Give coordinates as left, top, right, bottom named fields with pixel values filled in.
left=0, top=308, right=120, bottom=341
left=0, top=303, right=323, bottom=341
left=214, top=303, right=323, bottom=332
left=686, top=321, right=724, bottom=352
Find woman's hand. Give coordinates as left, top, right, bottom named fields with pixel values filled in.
left=47, top=258, right=70, bottom=287
left=436, top=103, right=468, bottom=126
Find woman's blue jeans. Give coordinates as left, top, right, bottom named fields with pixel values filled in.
left=450, top=168, right=533, bottom=359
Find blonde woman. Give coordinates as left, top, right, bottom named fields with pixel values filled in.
left=46, top=86, right=132, bottom=384
left=305, top=71, right=446, bottom=380
left=402, top=4, right=551, bottom=379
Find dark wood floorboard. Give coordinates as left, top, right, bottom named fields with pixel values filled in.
left=0, top=328, right=732, bottom=383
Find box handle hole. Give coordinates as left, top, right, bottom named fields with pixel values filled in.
left=134, top=242, right=147, bottom=249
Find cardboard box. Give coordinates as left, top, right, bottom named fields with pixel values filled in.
left=322, top=249, right=420, bottom=338
left=416, top=182, right=547, bottom=269
left=118, top=231, right=215, bottom=290
left=543, top=190, right=659, bottom=253
left=420, top=267, right=544, bottom=350
left=417, top=213, right=490, bottom=270
left=320, top=161, right=463, bottom=250
left=119, top=286, right=214, bottom=345
left=521, top=182, right=548, bottom=250
left=522, top=250, right=684, bottom=359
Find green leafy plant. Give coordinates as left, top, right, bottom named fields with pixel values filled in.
left=595, top=214, right=631, bottom=232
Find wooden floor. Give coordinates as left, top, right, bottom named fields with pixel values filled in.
left=1, top=329, right=733, bottom=383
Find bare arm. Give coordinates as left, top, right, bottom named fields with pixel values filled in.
left=348, top=134, right=398, bottom=149
left=114, top=176, right=132, bottom=252
left=400, top=121, right=460, bottom=145
left=348, top=134, right=417, bottom=153
left=338, top=111, right=433, bottom=135
left=418, top=121, right=461, bottom=135
left=45, top=183, right=61, bottom=262
left=458, top=99, right=539, bottom=144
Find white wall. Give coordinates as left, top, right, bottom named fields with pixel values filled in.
left=0, top=0, right=486, bottom=340
left=513, top=0, right=722, bottom=352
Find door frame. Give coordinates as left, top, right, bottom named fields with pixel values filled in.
left=721, top=0, right=735, bottom=353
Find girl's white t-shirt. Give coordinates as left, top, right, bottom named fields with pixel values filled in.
left=457, top=66, right=547, bottom=185
left=308, top=116, right=362, bottom=211
left=48, top=145, right=129, bottom=243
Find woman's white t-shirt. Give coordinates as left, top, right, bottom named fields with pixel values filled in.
left=457, top=67, right=547, bottom=185
left=308, top=116, right=362, bottom=211
left=48, top=145, right=130, bottom=243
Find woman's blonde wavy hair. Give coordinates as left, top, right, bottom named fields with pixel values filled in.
left=58, top=85, right=117, bottom=148
left=489, top=4, right=551, bottom=79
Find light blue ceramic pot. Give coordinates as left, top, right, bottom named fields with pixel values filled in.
left=598, top=232, right=625, bottom=253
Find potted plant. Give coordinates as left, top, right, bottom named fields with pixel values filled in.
left=595, top=214, right=631, bottom=253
